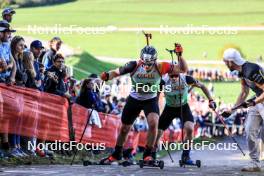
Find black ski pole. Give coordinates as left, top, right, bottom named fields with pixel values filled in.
left=70, top=107, right=95, bottom=165
left=174, top=43, right=184, bottom=144
left=142, top=31, right=152, bottom=46
left=213, top=109, right=246, bottom=156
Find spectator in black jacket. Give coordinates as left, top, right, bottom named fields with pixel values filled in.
left=44, top=53, right=70, bottom=98
left=76, top=78, right=105, bottom=112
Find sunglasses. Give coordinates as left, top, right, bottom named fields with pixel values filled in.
left=169, top=74, right=179, bottom=78
left=143, top=63, right=154, bottom=67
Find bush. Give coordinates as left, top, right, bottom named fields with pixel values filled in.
left=0, top=0, right=11, bottom=8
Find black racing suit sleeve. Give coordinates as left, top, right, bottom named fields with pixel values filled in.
left=185, top=75, right=198, bottom=86
left=118, top=61, right=138, bottom=75
left=243, top=63, right=264, bottom=85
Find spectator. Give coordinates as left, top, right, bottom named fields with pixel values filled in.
left=11, top=36, right=27, bottom=86
left=67, top=76, right=78, bottom=98
left=30, top=40, right=45, bottom=90
left=111, top=99, right=125, bottom=116
left=44, top=53, right=69, bottom=98
left=42, top=37, right=62, bottom=69
left=0, top=21, right=17, bottom=158
left=76, top=78, right=105, bottom=112
left=22, top=51, right=37, bottom=88
left=9, top=36, right=29, bottom=157
left=112, top=96, right=118, bottom=108
left=134, top=115, right=149, bottom=132
left=0, top=21, right=16, bottom=84
left=76, top=78, right=95, bottom=109
left=102, top=93, right=114, bottom=113
left=30, top=40, right=44, bottom=62
left=2, top=7, right=15, bottom=23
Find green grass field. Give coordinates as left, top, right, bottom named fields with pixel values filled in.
left=14, top=0, right=264, bottom=61
left=10, top=0, right=264, bottom=103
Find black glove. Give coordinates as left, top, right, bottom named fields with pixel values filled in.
left=221, top=111, right=232, bottom=118
left=209, top=100, right=217, bottom=110
left=241, top=99, right=256, bottom=108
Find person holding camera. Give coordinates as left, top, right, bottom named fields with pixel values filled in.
left=44, top=53, right=70, bottom=99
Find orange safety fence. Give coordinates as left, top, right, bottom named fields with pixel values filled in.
left=72, top=103, right=122, bottom=148
left=0, top=84, right=199, bottom=149
left=0, top=84, right=69, bottom=142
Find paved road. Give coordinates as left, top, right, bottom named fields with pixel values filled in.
left=0, top=137, right=263, bottom=176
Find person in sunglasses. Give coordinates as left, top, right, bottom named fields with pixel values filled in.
left=100, top=44, right=188, bottom=164
left=153, top=70, right=216, bottom=165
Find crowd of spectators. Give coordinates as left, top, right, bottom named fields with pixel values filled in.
left=188, top=68, right=240, bottom=82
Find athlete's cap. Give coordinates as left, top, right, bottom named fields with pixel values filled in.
left=223, top=48, right=246, bottom=66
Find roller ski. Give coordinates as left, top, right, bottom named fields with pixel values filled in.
left=99, top=155, right=121, bottom=165
left=98, top=148, right=122, bottom=165
left=139, top=156, right=164, bottom=169
left=179, top=155, right=201, bottom=168
left=139, top=148, right=164, bottom=170
left=119, top=159, right=136, bottom=167
left=82, top=155, right=120, bottom=166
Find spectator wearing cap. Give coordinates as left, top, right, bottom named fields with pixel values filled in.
left=30, top=40, right=45, bottom=90
left=0, top=20, right=16, bottom=158
left=44, top=53, right=70, bottom=98
left=30, top=40, right=44, bottom=62
left=0, top=20, right=16, bottom=84
left=2, top=7, right=15, bottom=23
left=42, top=37, right=62, bottom=70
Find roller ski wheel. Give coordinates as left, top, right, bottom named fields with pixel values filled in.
left=179, top=160, right=183, bottom=167
left=139, top=158, right=164, bottom=170
left=158, top=160, right=164, bottom=169
left=119, top=159, right=135, bottom=167
left=196, top=160, right=201, bottom=168
left=139, top=160, right=144, bottom=168
left=179, top=158, right=201, bottom=168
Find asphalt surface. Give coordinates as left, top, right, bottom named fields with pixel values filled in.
left=0, top=136, right=263, bottom=176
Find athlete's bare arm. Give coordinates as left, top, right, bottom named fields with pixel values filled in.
left=234, top=79, right=249, bottom=107
left=192, top=81, right=213, bottom=101
left=254, top=83, right=264, bottom=104
left=172, top=56, right=188, bottom=74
